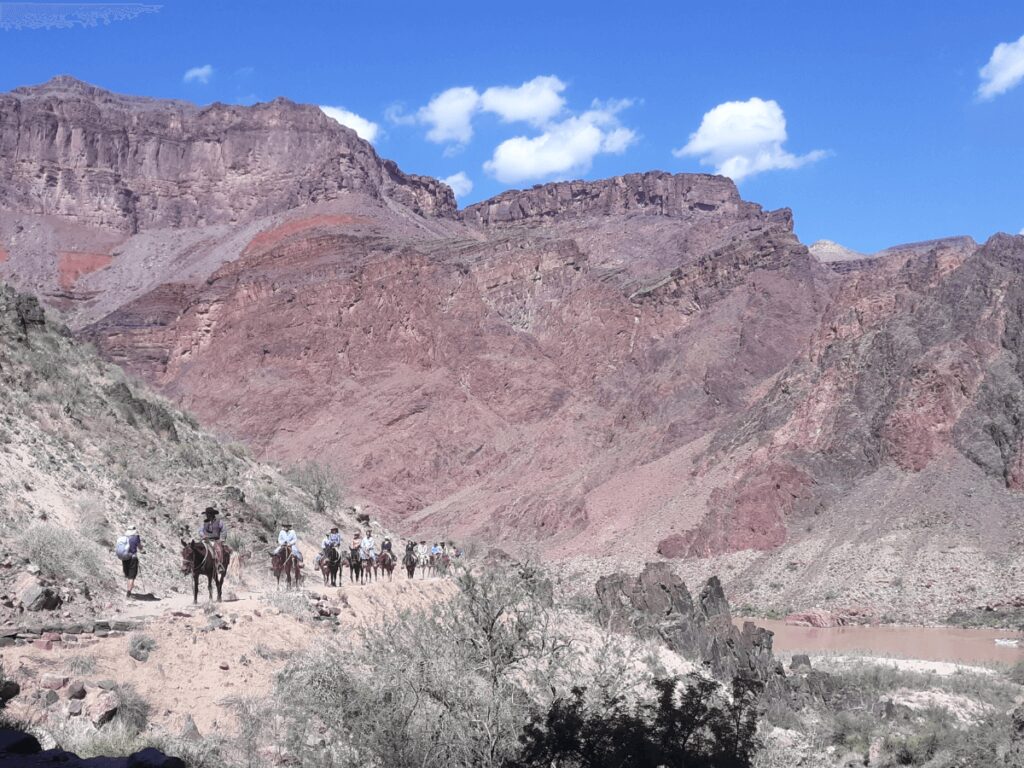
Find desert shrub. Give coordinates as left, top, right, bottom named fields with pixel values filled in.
left=288, top=461, right=342, bottom=515
left=1008, top=660, right=1024, bottom=686
left=260, top=590, right=313, bottom=622
left=51, top=720, right=145, bottom=759
left=75, top=496, right=111, bottom=548
left=274, top=564, right=575, bottom=768
left=513, top=675, right=762, bottom=768
left=17, top=522, right=103, bottom=583
left=113, top=682, right=150, bottom=734
left=128, top=633, right=157, bottom=661
left=64, top=654, right=98, bottom=675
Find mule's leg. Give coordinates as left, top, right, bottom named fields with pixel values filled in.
left=193, top=574, right=199, bottom=604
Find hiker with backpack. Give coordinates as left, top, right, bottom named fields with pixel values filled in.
left=115, top=525, right=144, bottom=598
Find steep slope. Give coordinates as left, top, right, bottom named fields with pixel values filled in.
left=0, top=282, right=349, bottom=625
left=0, top=78, right=834, bottom=558
left=79, top=171, right=833, bottom=546
left=665, top=234, right=1024, bottom=620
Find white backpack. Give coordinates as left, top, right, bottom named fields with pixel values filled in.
left=115, top=536, right=132, bottom=561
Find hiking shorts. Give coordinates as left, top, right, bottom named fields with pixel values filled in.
left=122, top=557, right=139, bottom=579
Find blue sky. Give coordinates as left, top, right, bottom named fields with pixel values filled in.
left=0, top=0, right=1021, bottom=252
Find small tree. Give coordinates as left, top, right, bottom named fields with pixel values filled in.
left=290, top=461, right=342, bottom=515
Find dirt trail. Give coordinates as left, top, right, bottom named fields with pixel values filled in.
left=2, top=571, right=456, bottom=735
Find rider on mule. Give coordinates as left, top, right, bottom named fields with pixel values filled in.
left=360, top=529, right=378, bottom=564
left=381, top=536, right=394, bottom=557
left=198, top=507, right=227, bottom=573
left=316, top=526, right=342, bottom=567
left=274, top=522, right=302, bottom=564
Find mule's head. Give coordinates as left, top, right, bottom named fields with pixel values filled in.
left=179, top=539, right=195, bottom=574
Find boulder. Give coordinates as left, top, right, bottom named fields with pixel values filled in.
left=790, top=654, right=812, bottom=671
left=66, top=681, right=86, bottom=700
left=19, top=581, right=62, bottom=612
left=86, top=691, right=119, bottom=727
left=179, top=714, right=201, bottom=742
left=39, top=675, right=68, bottom=690
left=67, top=699, right=83, bottom=716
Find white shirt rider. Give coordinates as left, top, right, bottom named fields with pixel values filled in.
left=360, top=533, right=377, bottom=559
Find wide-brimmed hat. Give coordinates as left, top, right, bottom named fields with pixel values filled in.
left=330, top=526, right=339, bottom=532
left=203, top=506, right=219, bottom=517
left=125, top=525, right=137, bottom=535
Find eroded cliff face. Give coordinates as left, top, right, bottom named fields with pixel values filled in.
left=9, top=78, right=1024, bottom=607
left=0, top=76, right=455, bottom=233
left=81, top=173, right=831, bottom=544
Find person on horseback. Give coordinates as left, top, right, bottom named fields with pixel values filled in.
left=198, top=507, right=226, bottom=573
left=316, top=526, right=342, bottom=567
left=274, top=522, right=302, bottom=563
left=360, top=529, right=377, bottom=564
left=381, top=536, right=393, bottom=556
left=430, top=541, right=442, bottom=557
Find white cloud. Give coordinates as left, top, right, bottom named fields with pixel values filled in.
left=673, top=97, right=825, bottom=181
left=320, top=106, right=380, bottom=143
left=418, top=86, right=481, bottom=144
left=978, top=34, right=1024, bottom=100
left=183, top=64, right=213, bottom=85
left=442, top=172, right=473, bottom=198
left=480, top=75, right=566, bottom=126
left=483, top=100, right=636, bottom=184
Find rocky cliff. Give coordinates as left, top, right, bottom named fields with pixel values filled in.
left=4, top=79, right=1024, bottom=621
left=0, top=76, right=455, bottom=233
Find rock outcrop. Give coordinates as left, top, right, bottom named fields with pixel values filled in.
left=0, top=76, right=455, bottom=232
left=460, top=172, right=750, bottom=225
left=595, top=562, right=783, bottom=691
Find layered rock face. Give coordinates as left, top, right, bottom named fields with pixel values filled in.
left=6, top=79, right=1024, bottom=620
left=0, top=76, right=454, bottom=232
left=79, top=167, right=830, bottom=542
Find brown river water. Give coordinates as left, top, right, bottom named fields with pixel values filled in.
left=735, top=618, right=1024, bottom=666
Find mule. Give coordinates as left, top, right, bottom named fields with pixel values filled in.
left=180, top=539, right=231, bottom=604
left=348, top=548, right=363, bottom=585
left=361, top=552, right=378, bottom=583
left=271, top=549, right=302, bottom=590
left=378, top=550, right=396, bottom=581
left=434, top=552, right=452, bottom=578
left=414, top=550, right=429, bottom=579
left=319, top=544, right=341, bottom=587
left=403, top=548, right=417, bottom=579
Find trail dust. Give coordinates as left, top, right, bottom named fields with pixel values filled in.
left=2, top=571, right=456, bottom=736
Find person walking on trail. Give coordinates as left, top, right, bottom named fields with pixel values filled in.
left=274, top=522, right=302, bottom=563
left=198, top=507, right=227, bottom=573
left=360, top=529, right=377, bottom=564
left=116, top=525, right=144, bottom=598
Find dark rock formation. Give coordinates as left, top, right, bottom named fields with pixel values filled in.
left=595, top=562, right=784, bottom=692
left=0, top=727, right=184, bottom=767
